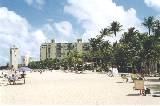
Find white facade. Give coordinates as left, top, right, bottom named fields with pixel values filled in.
left=10, top=46, right=18, bottom=70
left=21, top=55, right=31, bottom=66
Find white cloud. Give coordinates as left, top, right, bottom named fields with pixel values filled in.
left=64, top=0, right=144, bottom=42
left=54, top=21, right=73, bottom=37
left=41, top=21, right=78, bottom=43
left=36, top=0, right=44, bottom=5
left=54, top=21, right=81, bottom=43
left=25, top=0, right=33, bottom=5
left=0, top=7, right=47, bottom=65
left=24, top=0, right=45, bottom=9
left=144, top=0, right=160, bottom=11
left=42, top=23, right=55, bottom=39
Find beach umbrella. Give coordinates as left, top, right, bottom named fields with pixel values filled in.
left=18, top=67, right=31, bottom=72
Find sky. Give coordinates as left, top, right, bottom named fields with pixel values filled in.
left=0, top=0, right=160, bottom=65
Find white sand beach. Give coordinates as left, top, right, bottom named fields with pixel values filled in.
left=0, top=70, right=160, bottom=105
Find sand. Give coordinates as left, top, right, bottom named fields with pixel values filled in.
left=0, top=70, right=160, bottom=105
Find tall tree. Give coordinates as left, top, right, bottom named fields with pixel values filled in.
left=143, top=16, right=154, bottom=35
left=119, top=27, right=143, bottom=69
left=110, top=21, right=122, bottom=36
left=100, top=28, right=112, bottom=38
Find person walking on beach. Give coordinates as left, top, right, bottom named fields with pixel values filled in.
left=21, top=70, right=26, bottom=84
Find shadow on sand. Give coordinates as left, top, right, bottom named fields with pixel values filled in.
left=146, top=84, right=160, bottom=91
left=147, top=79, right=160, bottom=82
left=75, top=72, right=86, bottom=74
left=8, top=82, right=24, bottom=86
left=0, top=82, right=24, bottom=86
left=152, top=92, right=160, bottom=97
left=116, top=82, right=124, bottom=83
left=126, top=94, right=140, bottom=96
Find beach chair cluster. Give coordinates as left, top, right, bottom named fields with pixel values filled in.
left=0, top=72, right=26, bottom=85
left=119, top=73, right=152, bottom=96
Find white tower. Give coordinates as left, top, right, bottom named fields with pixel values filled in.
left=10, top=45, right=18, bottom=70
left=76, top=39, right=82, bottom=53
left=21, top=55, right=30, bottom=66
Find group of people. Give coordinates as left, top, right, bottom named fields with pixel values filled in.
left=0, top=67, right=26, bottom=85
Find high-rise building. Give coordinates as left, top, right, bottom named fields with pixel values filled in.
left=10, top=45, right=18, bottom=70
left=40, top=39, right=89, bottom=60
left=40, top=39, right=56, bottom=60
left=21, top=55, right=31, bottom=66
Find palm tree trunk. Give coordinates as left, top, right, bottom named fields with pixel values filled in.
left=144, top=61, right=149, bottom=75
left=114, top=31, right=116, bottom=36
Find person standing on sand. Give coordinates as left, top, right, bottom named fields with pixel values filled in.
left=40, top=70, right=42, bottom=74
left=22, top=70, right=26, bottom=84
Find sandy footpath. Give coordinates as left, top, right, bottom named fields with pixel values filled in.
left=0, top=70, right=160, bottom=105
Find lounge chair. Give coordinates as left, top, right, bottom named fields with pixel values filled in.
left=133, top=79, right=146, bottom=96
left=121, top=74, right=128, bottom=82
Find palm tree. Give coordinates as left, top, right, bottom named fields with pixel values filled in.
left=110, top=21, right=122, bottom=36
left=152, top=19, right=160, bottom=37
left=142, top=17, right=160, bottom=74
left=143, top=16, right=154, bottom=35
left=119, top=27, right=143, bottom=70
left=100, top=28, right=112, bottom=38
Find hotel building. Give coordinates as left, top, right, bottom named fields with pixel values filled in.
left=40, top=39, right=90, bottom=60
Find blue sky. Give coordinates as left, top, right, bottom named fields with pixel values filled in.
left=0, top=0, right=160, bottom=65
left=0, top=0, right=158, bottom=28
left=114, top=0, right=159, bottom=18
left=0, top=0, right=82, bottom=34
